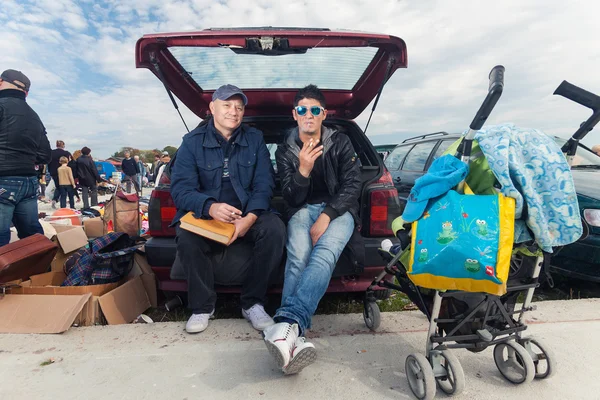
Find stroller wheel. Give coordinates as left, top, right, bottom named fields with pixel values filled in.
left=363, top=301, right=381, bottom=331
left=493, top=341, right=535, bottom=384
left=405, top=353, right=436, bottom=400
left=518, top=337, right=556, bottom=379
left=433, top=350, right=465, bottom=396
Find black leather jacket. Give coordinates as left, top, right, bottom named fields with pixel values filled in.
left=0, top=90, right=51, bottom=177
left=275, top=126, right=361, bottom=223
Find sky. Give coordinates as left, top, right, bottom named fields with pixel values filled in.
left=1, top=0, right=599, bottom=159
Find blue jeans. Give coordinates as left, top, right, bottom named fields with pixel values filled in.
left=59, top=185, right=75, bottom=208
left=0, top=176, right=44, bottom=247
left=275, top=203, right=354, bottom=334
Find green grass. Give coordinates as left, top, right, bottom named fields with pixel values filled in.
left=143, top=274, right=600, bottom=323
left=145, top=291, right=417, bottom=323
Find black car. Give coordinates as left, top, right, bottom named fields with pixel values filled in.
left=135, top=28, right=407, bottom=295
left=383, top=132, right=600, bottom=282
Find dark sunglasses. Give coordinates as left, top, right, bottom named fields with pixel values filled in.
left=294, top=105, right=325, bottom=116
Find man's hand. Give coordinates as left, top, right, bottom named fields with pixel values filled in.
left=298, top=138, right=324, bottom=178
left=209, top=203, right=243, bottom=223
left=310, top=213, right=330, bottom=246
left=227, top=213, right=257, bottom=245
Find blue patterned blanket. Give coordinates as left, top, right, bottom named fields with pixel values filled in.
left=471, top=124, right=582, bottom=252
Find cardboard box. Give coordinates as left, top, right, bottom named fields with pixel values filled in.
left=9, top=271, right=122, bottom=327
left=131, top=253, right=158, bottom=308
left=48, top=225, right=88, bottom=272
left=99, top=276, right=150, bottom=325
left=55, top=225, right=88, bottom=254
left=83, top=217, right=104, bottom=238
left=0, top=255, right=155, bottom=332
left=74, top=295, right=102, bottom=326
left=51, top=246, right=74, bottom=272
left=0, top=294, right=91, bottom=334
left=13, top=271, right=121, bottom=297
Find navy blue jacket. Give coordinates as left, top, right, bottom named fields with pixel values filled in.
left=170, top=121, right=274, bottom=225
left=121, top=157, right=139, bottom=177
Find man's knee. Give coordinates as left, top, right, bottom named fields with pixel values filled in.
left=176, top=226, right=210, bottom=253
left=255, top=213, right=286, bottom=244
left=289, top=207, right=311, bottom=226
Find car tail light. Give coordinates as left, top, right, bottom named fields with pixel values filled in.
left=369, top=170, right=400, bottom=237
left=148, top=189, right=176, bottom=237
left=158, top=171, right=171, bottom=186
left=376, top=170, right=394, bottom=185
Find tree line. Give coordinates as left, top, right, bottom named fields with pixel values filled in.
left=111, top=146, right=178, bottom=162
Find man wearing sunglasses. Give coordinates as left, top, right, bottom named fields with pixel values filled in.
left=264, top=85, right=361, bottom=374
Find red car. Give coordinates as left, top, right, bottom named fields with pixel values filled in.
left=135, top=28, right=406, bottom=297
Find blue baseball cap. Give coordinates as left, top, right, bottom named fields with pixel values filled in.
left=401, top=155, right=469, bottom=222
left=212, top=84, right=248, bottom=105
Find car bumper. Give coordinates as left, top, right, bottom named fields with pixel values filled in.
left=550, top=233, right=600, bottom=282
left=145, top=236, right=393, bottom=293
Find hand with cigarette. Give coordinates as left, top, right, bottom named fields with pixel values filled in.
left=298, top=138, right=324, bottom=178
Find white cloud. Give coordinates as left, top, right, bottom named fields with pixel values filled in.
left=1, top=0, right=599, bottom=160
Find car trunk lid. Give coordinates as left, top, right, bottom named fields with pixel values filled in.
left=135, top=27, right=407, bottom=119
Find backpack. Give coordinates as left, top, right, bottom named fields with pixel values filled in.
left=62, top=232, right=142, bottom=286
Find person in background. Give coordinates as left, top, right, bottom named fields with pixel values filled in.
left=58, top=156, right=76, bottom=208
left=36, top=164, right=48, bottom=202
left=150, top=153, right=161, bottom=182
left=121, top=151, right=140, bottom=193
left=153, top=152, right=172, bottom=187
left=159, top=151, right=171, bottom=170
left=76, top=146, right=105, bottom=209
left=49, top=140, right=72, bottom=209
left=68, top=150, right=82, bottom=204
left=134, top=155, right=146, bottom=190
left=0, top=69, right=51, bottom=246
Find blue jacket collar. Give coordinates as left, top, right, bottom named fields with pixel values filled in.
left=202, top=119, right=248, bottom=148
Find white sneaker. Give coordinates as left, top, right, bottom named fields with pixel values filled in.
left=284, top=337, right=317, bottom=375
left=263, top=322, right=299, bottom=370
left=242, top=304, right=274, bottom=331
left=51, top=200, right=57, bottom=209
left=185, top=310, right=214, bottom=334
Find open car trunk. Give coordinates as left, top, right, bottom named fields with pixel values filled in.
left=135, top=27, right=407, bottom=119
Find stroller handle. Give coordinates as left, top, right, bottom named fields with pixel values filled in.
left=554, top=80, right=600, bottom=113
left=553, top=81, right=600, bottom=152
left=469, top=65, right=505, bottom=131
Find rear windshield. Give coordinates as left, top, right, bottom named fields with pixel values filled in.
left=169, top=46, right=379, bottom=90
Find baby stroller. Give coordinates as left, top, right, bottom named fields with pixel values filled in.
left=363, top=67, right=598, bottom=400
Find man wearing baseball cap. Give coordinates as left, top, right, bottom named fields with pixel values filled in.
left=0, top=69, right=51, bottom=246
left=170, top=84, right=285, bottom=334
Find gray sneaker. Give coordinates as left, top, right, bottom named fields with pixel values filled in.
left=242, top=304, right=274, bottom=331
left=185, top=309, right=214, bottom=334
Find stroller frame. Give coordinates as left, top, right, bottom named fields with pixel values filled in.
left=360, top=66, right=596, bottom=399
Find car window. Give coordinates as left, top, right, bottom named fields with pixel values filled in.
left=402, top=141, right=438, bottom=171
left=385, top=145, right=413, bottom=171
left=432, top=139, right=458, bottom=161
left=554, top=137, right=600, bottom=166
